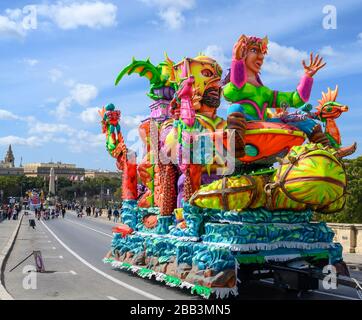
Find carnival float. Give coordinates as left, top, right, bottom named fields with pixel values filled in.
left=101, top=35, right=358, bottom=299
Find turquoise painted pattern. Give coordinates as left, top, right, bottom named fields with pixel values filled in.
left=202, top=222, right=334, bottom=245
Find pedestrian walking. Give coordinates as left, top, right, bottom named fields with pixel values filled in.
left=61, top=207, right=66, bottom=218
left=113, top=208, right=120, bottom=223
left=107, top=207, right=112, bottom=221
left=7, top=207, right=12, bottom=220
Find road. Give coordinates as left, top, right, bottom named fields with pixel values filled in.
left=3, top=211, right=362, bottom=300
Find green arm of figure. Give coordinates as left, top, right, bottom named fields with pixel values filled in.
left=224, top=82, right=306, bottom=109
left=273, top=90, right=305, bottom=109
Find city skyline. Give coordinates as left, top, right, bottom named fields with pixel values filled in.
left=0, top=143, right=117, bottom=171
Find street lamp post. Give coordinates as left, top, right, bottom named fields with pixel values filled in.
left=100, top=183, right=104, bottom=209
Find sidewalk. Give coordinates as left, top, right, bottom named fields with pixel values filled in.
left=343, top=253, right=362, bottom=271
left=0, top=218, right=22, bottom=257
left=0, top=213, right=23, bottom=300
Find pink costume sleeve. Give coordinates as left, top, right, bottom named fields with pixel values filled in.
left=230, top=59, right=247, bottom=89
left=297, top=75, right=314, bottom=102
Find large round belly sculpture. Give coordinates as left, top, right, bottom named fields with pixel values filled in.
left=190, top=143, right=346, bottom=213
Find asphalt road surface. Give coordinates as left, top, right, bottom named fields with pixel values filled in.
left=3, top=211, right=362, bottom=300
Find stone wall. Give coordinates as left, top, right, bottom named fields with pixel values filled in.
left=328, top=223, right=362, bottom=253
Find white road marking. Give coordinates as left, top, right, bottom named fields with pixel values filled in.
left=48, top=241, right=51, bottom=243
left=107, top=296, right=118, bottom=300
left=40, top=220, right=162, bottom=300
left=44, top=256, right=63, bottom=259
left=53, top=271, right=77, bottom=275
left=65, top=219, right=112, bottom=238
left=260, top=279, right=359, bottom=300
left=52, top=247, right=56, bottom=250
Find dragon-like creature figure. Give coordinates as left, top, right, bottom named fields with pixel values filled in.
left=115, top=54, right=178, bottom=100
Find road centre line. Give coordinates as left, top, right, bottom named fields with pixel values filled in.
left=107, top=296, right=118, bottom=300
left=40, top=220, right=162, bottom=300
left=65, top=219, right=113, bottom=238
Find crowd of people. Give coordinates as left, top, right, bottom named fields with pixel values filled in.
left=0, top=203, right=22, bottom=222
left=1, top=199, right=122, bottom=225
left=34, top=203, right=67, bottom=220
left=73, top=203, right=120, bottom=222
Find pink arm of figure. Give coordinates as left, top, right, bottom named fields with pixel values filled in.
left=297, top=75, right=314, bottom=102
left=230, top=59, right=247, bottom=89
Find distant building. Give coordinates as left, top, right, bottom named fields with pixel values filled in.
left=23, top=162, right=85, bottom=178
left=85, top=169, right=120, bottom=179
left=0, top=145, right=15, bottom=168
left=0, top=145, right=24, bottom=176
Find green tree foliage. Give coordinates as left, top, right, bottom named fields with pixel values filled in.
left=0, top=176, right=45, bottom=200
left=314, top=156, right=362, bottom=223
left=57, top=177, right=121, bottom=202
left=0, top=175, right=122, bottom=206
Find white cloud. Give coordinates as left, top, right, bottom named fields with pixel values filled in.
left=0, top=135, right=43, bottom=147
left=263, top=41, right=308, bottom=79
left=53, top=82, right=98, bottom=119
left=49, top=68, right=63, bottom=83
left=358, top=32, right=362, bottom=43
left=319, top=45, right=337, bottom=57
left=0, top=2, right=117, bottom=39
left=68, top=130, right=104, bottom=152
left=37, top=1, right=118, bottom=30
left=64, top=79, right=76, bottom=87
left=23, top=58, right=39, bottom=67
left=80, top=107, right=100, bottom=123
left=140, top=0, right=195, bottom=29
left=159, top=7, right=185, bottom=30
left=0, top=109, right=20, bottom=120
left=121, top=114, right=146, bottom=128
left=54, top=97, right=73, bottom=119
left=5, top=8, right=22, bottom=20
left=0, top=15, right=26, bottom=38
left=29, top=122, right=73, bottom=135
left=71, top=83, right=98, bottom=107
left=202, top=45, right=229, bottom=71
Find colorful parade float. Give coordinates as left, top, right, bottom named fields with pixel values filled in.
left=101, top=35, right=359, bottom=299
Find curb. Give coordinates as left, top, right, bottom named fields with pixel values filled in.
left=0, top=213, right=24, bottom=300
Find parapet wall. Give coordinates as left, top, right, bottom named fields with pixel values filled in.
left=328, top=223, right=362, bottom=253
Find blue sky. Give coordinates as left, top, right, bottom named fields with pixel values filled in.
left=0, top=0, right=361, bottom=170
